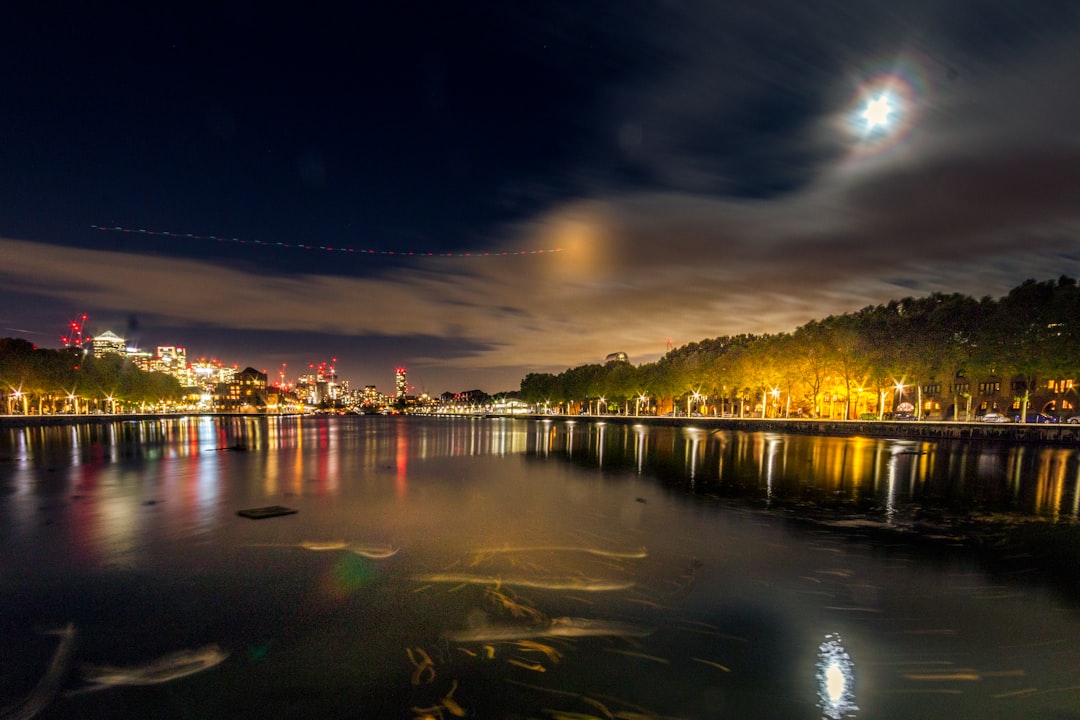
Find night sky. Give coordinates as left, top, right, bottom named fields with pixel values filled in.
left=2, top=2, right=1079, bottom=394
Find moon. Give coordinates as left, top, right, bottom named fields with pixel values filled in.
left=862, top=94, right=894, bottom=129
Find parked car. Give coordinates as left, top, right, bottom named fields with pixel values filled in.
left=891, top=412, right=917, bottom=421
left=1067, top=416, right=1080, bottom=424
left=1012, top=413, right=1059, bottom=424
left=979, top=412, right=1009, bottom=423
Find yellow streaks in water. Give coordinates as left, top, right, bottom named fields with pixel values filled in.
left=414, top=573, right=633, bottom=592
left=244, top=540, right=399, bottom=557
left=406, top=647, right=435, bottom=685
left=692, top=657, right=731, bottom=672
left=515, top=640, right=562, bottom=664
left=486, top=586, right=547, bottom=622
left=903, top=672, right=981, bottom=681
left=602, top=648, right=670, bottom=664
left=507, top=658, right=546, bottom=672
left=474, top=546, right=648, bottom=559
left=299, top=540, right=348, bottom=551
left=411, top=679, right=467, bottom=720
left=993, top=688, right=1038, bottom=698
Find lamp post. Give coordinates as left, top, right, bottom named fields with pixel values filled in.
left=687, top=391, right=702, bottom=417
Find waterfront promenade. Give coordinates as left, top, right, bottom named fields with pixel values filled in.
left=526, top=413, right=1080, bottom=446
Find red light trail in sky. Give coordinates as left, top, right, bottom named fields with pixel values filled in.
left=91, top=225, right=562, bottom=258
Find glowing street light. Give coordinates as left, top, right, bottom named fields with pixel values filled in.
left=687, top=391, right=703, bottom=417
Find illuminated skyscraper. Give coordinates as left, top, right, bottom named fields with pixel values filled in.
left=395, top=367, right=407, bottom=400
left=91, top=330, right=126, bottom=358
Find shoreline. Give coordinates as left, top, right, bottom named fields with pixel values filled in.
left=4, top=411, right=1080, bottom=445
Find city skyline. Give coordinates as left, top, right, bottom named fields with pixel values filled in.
left=1, top=3, right=1078, bottom=391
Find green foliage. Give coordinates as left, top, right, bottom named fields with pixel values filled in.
left=0, top=343, right=183, bottom=411
left=518, top=277, right=1080, bottom=417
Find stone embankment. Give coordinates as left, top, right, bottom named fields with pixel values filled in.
left=528, top=414, right=1080, bottom=446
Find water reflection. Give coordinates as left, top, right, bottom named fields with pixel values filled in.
left=817, top=634, right=857, bottom=719
left=1, top=416, right=1079, bottom=719
left=527, top=421, right=1080, bottom=521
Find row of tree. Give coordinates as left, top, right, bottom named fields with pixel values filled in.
left=519, top=277, right=1080, bottom=419
left=0, top=338, right=183, bottom=414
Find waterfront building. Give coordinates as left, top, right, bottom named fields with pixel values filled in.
left=222, top=367, right=268, bottom=412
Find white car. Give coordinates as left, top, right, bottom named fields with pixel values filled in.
left=980, top=412, right=1009, bottom=423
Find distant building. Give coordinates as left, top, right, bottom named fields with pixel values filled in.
left=223, top=367, right=268, bottom=412
left=605, top=351, right=629, bottom=364
left=91, top=330, right=126, bottom=358
left=395, top=368, right=408, bottom=400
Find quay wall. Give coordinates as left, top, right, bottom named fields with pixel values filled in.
left=523, top=414, right=1080, bottom=446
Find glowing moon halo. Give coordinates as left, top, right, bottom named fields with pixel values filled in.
left=842, top=67, right=923, bottom=158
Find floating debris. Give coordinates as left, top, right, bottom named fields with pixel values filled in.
left=416, top=573, right=633, bottom=592
left=473, top=546, right=647, bottom=560
left=241, top=540, right=398, bottom=557
left=1, top=623, right=76, bottom=720
left=444, top=617, right=652, bottom=643
left=236, top=506, right=298, bottom=520
left=81, top=644, right=229, bottom=687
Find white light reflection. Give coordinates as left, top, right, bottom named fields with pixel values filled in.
left=885, top=445, right=901, bottom=524
left=817, top=633, right=857, bottom=719
left=634, top=424, right=647, bottom=475
left=596, top=422, right=606, bottom=468
left=764, top=435, right=782, bottom=506
left=684, top=427, right=701, bottom=486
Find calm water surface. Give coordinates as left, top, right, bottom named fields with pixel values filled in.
left=1, top=416, right=1078, bottom=719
